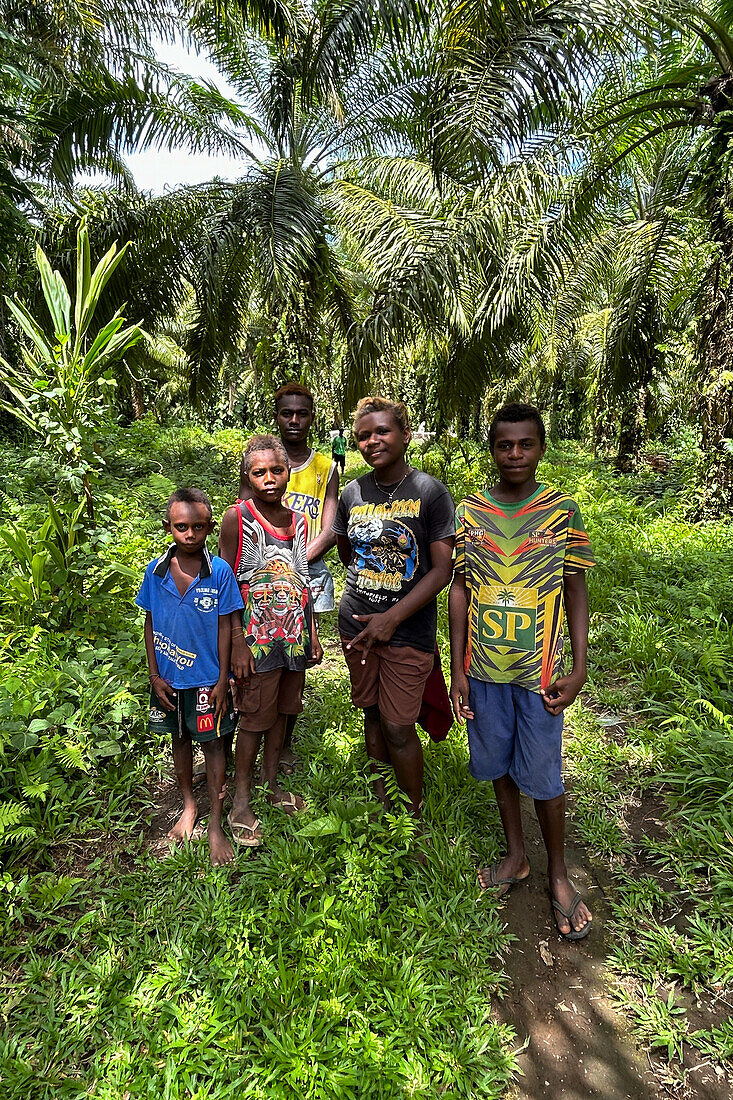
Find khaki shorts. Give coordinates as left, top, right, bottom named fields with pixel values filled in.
left=340, top=637, right=434, bottom=725
left=234, top=668, right=305, bottom=732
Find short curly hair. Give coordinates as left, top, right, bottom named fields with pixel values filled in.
left=352, top=396, right=410, bottom=435
left=489, top=403, right=546, bottom=449
left=165, top=487, right=212, bottom=520
left=240, top=434, right=290, bottom=479
left=274, top=382, right=314, bottom=412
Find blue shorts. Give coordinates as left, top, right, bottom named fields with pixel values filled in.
left=466, top=678, right=564, bottom=801
left=309, top=557, right=335, bottom=613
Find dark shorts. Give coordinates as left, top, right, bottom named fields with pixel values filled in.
left=148, top=685, right=237, bottom=743
left=466, top=678, right=564, bottom=801
left=233, top=668, right=305, bottom=731
left=341, top=637, right=434, bottom=725
left=332, top=452, right=345, bottom=471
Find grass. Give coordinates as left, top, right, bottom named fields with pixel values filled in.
left=1, top=423, right=733, bottom=1094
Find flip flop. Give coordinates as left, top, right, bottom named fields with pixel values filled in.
left=227, top=813, right=263, bottom=847
left=551, top=890, right=592, bottom=941
left=269, top=791, right=306, bottom=814
left=478, top=861, right=531, bottom=894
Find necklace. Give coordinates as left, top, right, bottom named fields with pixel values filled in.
left=372, top=468, right=411, bottom=503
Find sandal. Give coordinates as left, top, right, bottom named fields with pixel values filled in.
left=478, top=861, right=531, bottom=896
left=269, top=791, right=306, bottom=814
left=551, top=890, right=592, bottom=941
left=227, top=813, right=263, bottom=847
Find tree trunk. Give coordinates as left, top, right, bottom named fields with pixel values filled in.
left=131, top=381, right=146, bottom=419
left=698, top=255, right=733, bottom=502
left=615, top=384, right=649, bottom=473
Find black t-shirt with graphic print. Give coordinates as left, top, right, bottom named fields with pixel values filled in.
left=333, top=470, right=455, bottom=653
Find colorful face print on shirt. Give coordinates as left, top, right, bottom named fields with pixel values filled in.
left=243, top=553, right=308, bottom=659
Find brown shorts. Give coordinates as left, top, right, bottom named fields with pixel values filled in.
left=340, top=637, right=434, bottom=725
left=233, top=668, right=305, bottom=732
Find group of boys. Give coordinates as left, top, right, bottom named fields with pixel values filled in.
left=137, top=387, right=593, bottom=940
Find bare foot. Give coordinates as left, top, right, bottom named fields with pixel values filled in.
left=550, top=874, right=592, bottom=938
left=267, top=788, right=305, bottom=815
left=168, top=802, right=198, bottom=842
left=208, top=824, right=234, bottom=865
left=478, top=854, right=531, bottom=896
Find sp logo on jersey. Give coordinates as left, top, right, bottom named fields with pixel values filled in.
left=197, top=714, right=214, bottom=733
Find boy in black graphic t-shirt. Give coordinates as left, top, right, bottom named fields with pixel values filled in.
left=333, top=397, right=454, bottom=818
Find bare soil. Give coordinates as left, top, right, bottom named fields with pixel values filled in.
left=494, top=794, right=732, bottom=1099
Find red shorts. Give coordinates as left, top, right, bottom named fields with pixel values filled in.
left=340, top=637, right=434, bottom=725
left=233, top=668, right=305, bottom=732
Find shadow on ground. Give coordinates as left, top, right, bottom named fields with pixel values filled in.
left=493, top=797, right=730, bottom=1100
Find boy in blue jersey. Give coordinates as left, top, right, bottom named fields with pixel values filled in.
left=137, top=488, right=243, bottom=865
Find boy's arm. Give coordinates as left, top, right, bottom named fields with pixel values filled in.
left=336, top=533, right=352, bottom=567
left=210, top=612, right=234, bottom=717
left=307, top=617, right=323, bottom=666
left=218, top=506, right=239, bottom=567
left=448, top=571, right=474, bottom=722
left=144, top=611, right=176, bottom=711
left=306, top=467, right=339, bottom=563
left=218, top=507, right=254, bottom=680
left=541, top=570, right=589, bottom=716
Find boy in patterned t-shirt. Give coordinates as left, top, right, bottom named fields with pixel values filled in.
left=449, top=404, right=594, bottom=941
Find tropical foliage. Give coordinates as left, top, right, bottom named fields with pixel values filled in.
left=2, top=0, right=733, bottom=1094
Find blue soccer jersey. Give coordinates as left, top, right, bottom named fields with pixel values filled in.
left=136, top=546, right=243, bottom=689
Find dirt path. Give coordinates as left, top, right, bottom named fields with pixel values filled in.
left=492, top=801, right=730, bottom=1099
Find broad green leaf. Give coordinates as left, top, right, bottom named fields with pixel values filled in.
left=36, top=245, right=71, bottom=338
left=3, top=297, right=54, bottom=364
left=30, top=552, right=48, bottom=595
left=74, top=221, right=92, bottom=337
left=80, top=313, right=126, bottom=371
left=77, top=242, right=130, bottom=337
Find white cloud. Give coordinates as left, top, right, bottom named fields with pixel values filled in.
left=80, top=35, right=262, bottom=194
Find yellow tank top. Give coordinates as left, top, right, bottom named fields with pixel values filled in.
left=285, top=450, right=335, bottom=541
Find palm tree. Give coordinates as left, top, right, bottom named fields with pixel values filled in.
left=578, top=1, right=733, bottom=492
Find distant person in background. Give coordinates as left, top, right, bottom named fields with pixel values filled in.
left=449, top=403, right=594, bottom=940
left=331, top=427, right=347, bottom=474
left=232, top=382, right=338, bottom=774
left=334, top=396, right=454, bottom=820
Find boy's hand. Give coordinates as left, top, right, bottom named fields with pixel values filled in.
left=210, top=678, right=229, bottom=717
left=308, top=634, right=323, bottom=667
left=348, top=610, right=398, bottom=663
left=450, top=671, right=474, bottom=723
left=540, top=671, right=586, bottom=715
left=232, top=637, right=255, bottom=681
left=152, top=676, right=176, bottom=711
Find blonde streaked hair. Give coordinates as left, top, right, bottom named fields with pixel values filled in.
left=240, top=434, right=290, bottom=479
left=352, top=396, right=411, bottom=436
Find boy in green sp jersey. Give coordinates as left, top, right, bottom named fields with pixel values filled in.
left=449, top=404, right=594, bottom=940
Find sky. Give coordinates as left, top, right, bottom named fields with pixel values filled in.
left=122, top=37, right=252, bottom=194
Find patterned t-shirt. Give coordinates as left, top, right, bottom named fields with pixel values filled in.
left=233, top=500, right=314, bottom=673
left=454, top=484, right=594, bottom=693
left=334, top=470, right=455, bottom=652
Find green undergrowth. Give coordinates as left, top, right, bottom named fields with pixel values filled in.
left=0, top=423, right=518, bottom=1098
left=2, top=422, right=733, bottom=1092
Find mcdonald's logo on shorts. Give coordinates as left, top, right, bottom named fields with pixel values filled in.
left=197, top=714, right=214, bottom=733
